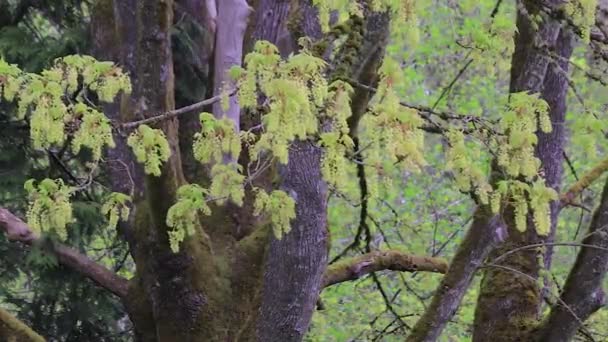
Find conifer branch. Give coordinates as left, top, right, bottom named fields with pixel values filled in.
left=323, top=250, right=448, bottom=288
left=0, top=208, right=129, bottom=298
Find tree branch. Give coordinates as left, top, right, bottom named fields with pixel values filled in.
left=349, top=80, right=496, bottom=133
left=0, top=307, right=45, bottom=342
left=0, top=208, right=129, bottom=298
left=560, top=157, right=608, bottom=206
left=322, top=250, right=448, bottom=288
left=120, top=90, right=235, bottom=129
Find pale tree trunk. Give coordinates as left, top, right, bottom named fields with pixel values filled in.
left=212, top=0, right=250, bottom=128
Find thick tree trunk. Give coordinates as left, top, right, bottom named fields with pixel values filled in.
left=256, top=142, right=329, bottom=341
left=87, top=1, right=404, bottom=340
left=248, top=3, right=331, bottom=341
left=473, top=1, right=574, bottom=340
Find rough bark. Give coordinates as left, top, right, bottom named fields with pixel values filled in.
left=111, top=1, right=223, bottom=340
left=249, top=3, right=330, bottom=342
left=534, top=178, right=608, bottom=341
left=253, top=3, right=393, bottom=340
left=406, top=209, right=506, bottom=342
left=256, top=142, right=329, bottom=342
left=473, top=1, right=574, bottom=340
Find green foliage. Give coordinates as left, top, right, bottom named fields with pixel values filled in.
left=528, top=180, right=558, bottom=235
left=253, top=189, right=297, bottom=239
left=71, top=103, right=115, bottom=161
left=101, top=193, right=132, bottom=230
left=312, top=0, right=363, bottom=32
left=563, top=0, right=598, bottom=42
left=24, top=178, right=74, bottom=240
left=361, top=57, right=426, bottom=188
left=58, top=55, right=131, bottom=101
left=496, top=92, right=552, bottom=178
left=209, top=164, right=246, bottom=206
left=0, top=5, right=133, bottom=340
left=320, top=132, right=354, bottom=190
left=233, top=40, right=328, bottom=164
left=312, top=0, right=417, bottom=37
left=0, top=55, right=129, bottom=152
left=166, top=184, right=211, bottom=253
left=193, top=112, right=241, bottom=165
left=0, top=59, right=22, bottom=101
left=127, top=125, right=171, bottom=176
left=492, top=179, right=558, bottom=235
left=445, top=128, right=491, bottom=203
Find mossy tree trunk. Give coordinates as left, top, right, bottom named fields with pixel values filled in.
left=534, top=178, right=608, bottom=341
left=472, top=1, right=574, bottom=340
left=89, top=1, right=331, bottom=340
left=84, top=0, right=448, bottom=340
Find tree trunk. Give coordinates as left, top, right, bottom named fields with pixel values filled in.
left=86, top=0, right=405, bottom=340
left=534, top=178, right=608, bottom=341
left=88, top=1, right=330, bottom=340
left=473, top=1, right=574, bottom=340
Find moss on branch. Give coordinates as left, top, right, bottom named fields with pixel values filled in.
left=561, top=157, right=608, bottom=205
left=0, top=308, right=45, bottom=342
left=322, top=250, right=448, bottom=288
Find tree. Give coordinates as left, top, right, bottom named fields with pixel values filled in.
left=0, top=0, right=607, bottom=341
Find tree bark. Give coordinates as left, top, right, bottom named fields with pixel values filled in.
left=212, top=0, right=250, bottom=130
left=406, top=210, right=506, bottom=342
left=110, top=1, right=223, bottom=340
left=473, top=1, right=574, bottom=340
left=256, top=142, right=329, bottom=342
left=323, top=250, right=448, bottom=288
left=535, top=178, right=608, bottom=341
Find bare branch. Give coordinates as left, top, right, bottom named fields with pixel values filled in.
left=0, top=208, right=129, bottom=298
left=349, top=80, right=496, bottom=133
left=322, top=250, right=448, bottom=288
left=120, top=90, right=235, bottom=129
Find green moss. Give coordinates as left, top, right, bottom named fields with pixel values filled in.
left=0, top=308, right=45, bottom=342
